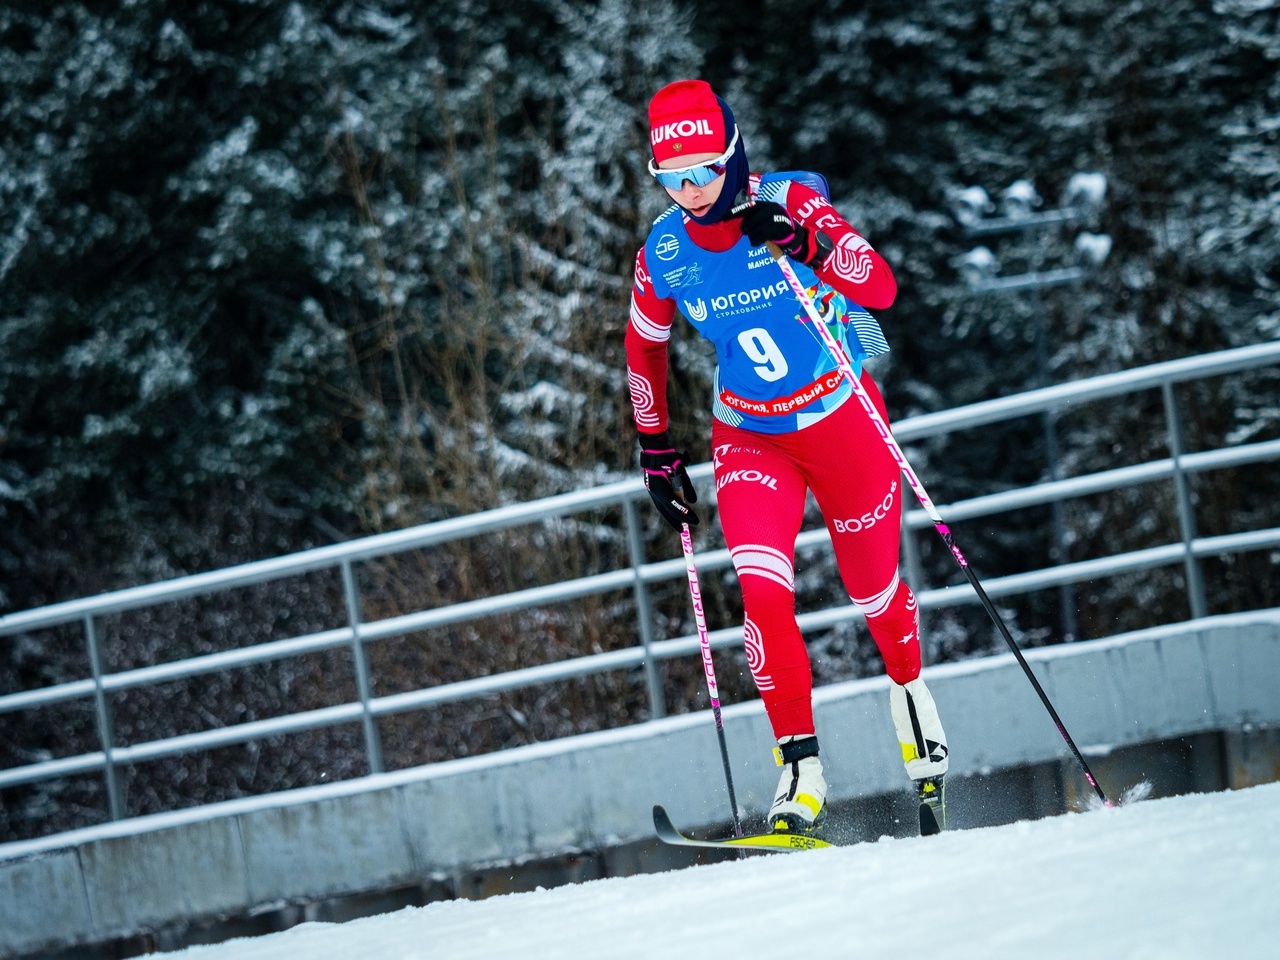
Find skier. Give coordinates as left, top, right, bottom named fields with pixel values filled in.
left=627, top=79, right=949, bottom=834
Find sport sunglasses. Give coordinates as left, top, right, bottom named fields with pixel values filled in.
left=648, top=126, right=740, bottom=190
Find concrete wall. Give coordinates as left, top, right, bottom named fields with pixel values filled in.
left=2, top=610, right=1278, bottom=958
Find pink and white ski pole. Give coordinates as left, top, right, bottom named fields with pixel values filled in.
left=769, top=242, right=1110, bottom=807
left=681, top=522, right=745, bottom=836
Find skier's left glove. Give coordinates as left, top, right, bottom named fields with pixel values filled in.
left=638, top=431, right=699, bottom=531
left=738, top=201, right=814, bottom=263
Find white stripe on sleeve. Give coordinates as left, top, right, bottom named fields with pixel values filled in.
left=629, top=298, right=670, bottom=343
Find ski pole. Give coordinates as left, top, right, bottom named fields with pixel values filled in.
left=768, top=243, right=1111, bottom=807
left=680, top=522, right=745, bottom=836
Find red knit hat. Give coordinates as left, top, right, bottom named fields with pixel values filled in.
left=648, top=80, right=726, bottom=164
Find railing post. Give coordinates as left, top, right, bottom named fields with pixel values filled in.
left=899, top=487, right=928, bottom=663
left=84, top=615, right=124, bottom=820
left=340, top=560, right=384, bottom=773
left=1042, top=409, right=1080, bottom=642
left=1161, top=380, right=1208, bottom=618
left=624, top=498, right=666, bottom=720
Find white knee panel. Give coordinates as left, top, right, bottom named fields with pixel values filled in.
left=730, top=544, right=794, bottom=592
left=850, top=570, right=901, bottom=619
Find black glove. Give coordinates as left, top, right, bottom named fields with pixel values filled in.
left=738, top=201, right=811, bottom=260
left=638, top=431, right=698, bottom=531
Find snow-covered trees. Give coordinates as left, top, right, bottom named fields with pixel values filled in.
left=0, top=1, right=703, bottom=584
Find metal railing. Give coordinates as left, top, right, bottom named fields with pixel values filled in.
left=3, top=340, right=1279, bottom=822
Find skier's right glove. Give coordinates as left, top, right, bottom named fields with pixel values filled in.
left=638, top=431, right=699, bottom=531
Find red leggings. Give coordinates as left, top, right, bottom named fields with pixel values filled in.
left=712, top=370, right=921, bottom=739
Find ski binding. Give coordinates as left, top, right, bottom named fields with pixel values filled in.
left=917, top=776, right=946, bottom=836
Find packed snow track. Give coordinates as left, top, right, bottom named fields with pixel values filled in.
left=165, top=781, right=1279, bottom=959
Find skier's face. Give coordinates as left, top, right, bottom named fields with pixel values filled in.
left=658, top=151, right=727, bottom=218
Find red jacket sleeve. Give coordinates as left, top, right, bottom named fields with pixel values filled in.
left=624, top=245, right=677, bottom=435
left=784, top=180, right=897, bottom=310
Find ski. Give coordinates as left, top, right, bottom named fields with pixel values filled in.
left=917, top=776, right=946, bottom=836
left=653, top=804, right=834, bottom=852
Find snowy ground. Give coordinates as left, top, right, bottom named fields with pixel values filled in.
left=166, top=782, right=1280, bottom=959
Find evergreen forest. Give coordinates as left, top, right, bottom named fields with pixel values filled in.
left=1, top=0, right=1278, bottom=840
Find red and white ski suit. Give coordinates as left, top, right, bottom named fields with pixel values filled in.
left=626, top=176, right=922, bottom=739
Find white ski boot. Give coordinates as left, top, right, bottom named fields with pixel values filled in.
left=768, top=735, right=827, bottom=833
left=890, top=677, right=949, bottom=834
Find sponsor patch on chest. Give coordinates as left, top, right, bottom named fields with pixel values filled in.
left=709, top=280, right=790, bottom=316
